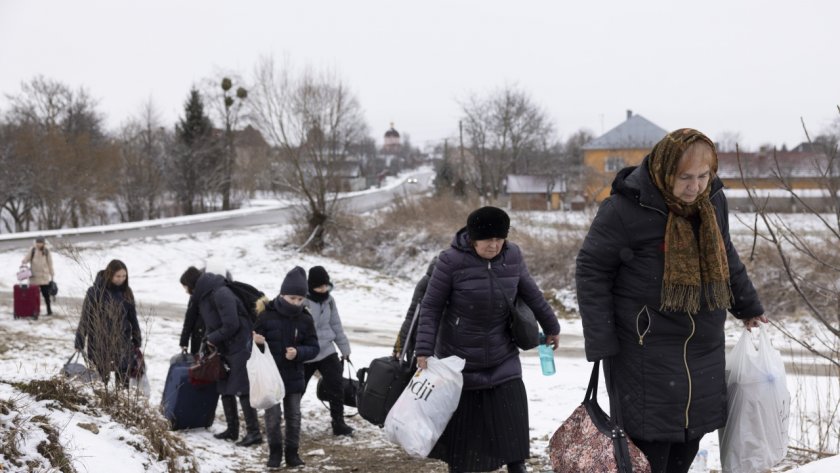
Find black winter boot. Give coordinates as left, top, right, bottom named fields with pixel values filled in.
left=235, top=395, right=262, bottom=447
left=214, top=395, right=239, bottom=441
left=507, top=460, right=528, bottom=473
left=331, top=418, right=354, bottom=436
left=285, top=447, right=305, bottom=467
left=266, top=444, right=283, bottom=469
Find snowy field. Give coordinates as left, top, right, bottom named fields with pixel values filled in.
left=1, top=209, right=838, bottom=472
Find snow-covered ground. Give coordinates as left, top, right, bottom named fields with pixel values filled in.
left=1, top=209, right=838, bottom=472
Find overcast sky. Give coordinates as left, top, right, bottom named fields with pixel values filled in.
left=2, top=0, right=839, bottom=150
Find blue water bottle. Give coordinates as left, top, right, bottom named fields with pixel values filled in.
left=538, top=332, right=556, bottom=376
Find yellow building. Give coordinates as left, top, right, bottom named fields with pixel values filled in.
left=582, top=111, right=667, bottom=202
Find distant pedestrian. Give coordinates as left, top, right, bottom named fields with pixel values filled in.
left=74, top=259, right=141, bottom=387
left=21, top=236, right=55, bottom=315
left=302, top=265, right=354, bottom=436
left=180, top=266, right=261, bottom=447
left=254, top=266, right=320, bottom=468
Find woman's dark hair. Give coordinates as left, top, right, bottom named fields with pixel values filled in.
left=180, top=266, right=202, bottom=293
left=104, top=259, right=134, bottom=303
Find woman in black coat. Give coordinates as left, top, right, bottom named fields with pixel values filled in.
left=180, top=266, right=261, bottom=447
left=392, top=256, right=437, bottom=358
left=179, top=295, right=204, bottom=355
left=74, top=259, right=141, bottom=387
left=414, top=206, right=561, bottom=473
left=575, top=129, right=767, bottom=473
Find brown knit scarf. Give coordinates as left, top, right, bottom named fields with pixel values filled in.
left=648, top=128, right=731, bottom=314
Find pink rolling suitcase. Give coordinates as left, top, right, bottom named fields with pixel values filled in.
left=14, top=284, right=40, bottom=319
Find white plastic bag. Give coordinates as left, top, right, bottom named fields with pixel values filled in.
left=247, top=341, right=285, bottom=410
left=384, top=356, right=465, bottom=457
left=129, top=374, right=151, bottom=398
left=719, top=327, right=790, bottom=473
left=17, top=265, right=32, bottom=281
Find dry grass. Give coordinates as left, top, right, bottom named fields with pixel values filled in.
left=0, top=398, right=24, bottom=469
left=93, top=386, right=198, bottom=473
left=324, top=193, right=482, bottom=276
left=8, top=377, right=197, bottom=473
left=32, top=414, right=76, bottom=473
left=12, top=378, right=90, bottom=412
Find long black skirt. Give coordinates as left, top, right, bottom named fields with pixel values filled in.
left=429, top=377, right=530, bottom=472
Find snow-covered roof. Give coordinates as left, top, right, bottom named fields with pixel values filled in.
left=506, top=174, right=566, bottom=194
left=582, top=113, right=668, bottom=150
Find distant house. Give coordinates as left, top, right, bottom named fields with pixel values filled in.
left=232, top=125, right=271, bottom=193
left=582, top=111, right=667, bottom=202
left=506, top=174, right=567, bottom=210
left=330, top=160, right=366, bottom=192
left=717, top=146, right=838, bottom=212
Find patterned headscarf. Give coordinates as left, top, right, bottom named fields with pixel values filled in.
left=648, top=128, right=731, bottom=314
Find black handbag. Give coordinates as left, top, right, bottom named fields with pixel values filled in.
left=47, top=280, right=58, bottom=297
left=317, top=359, right=359, bottom=408
left=356, top=306, right=419, bottom=427
left=488, top=271, right=540, bottom=350
left=548, top=360, right=651, bottom=473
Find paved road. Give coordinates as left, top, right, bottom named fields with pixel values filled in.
left=0, top=171, right=434, bottom=251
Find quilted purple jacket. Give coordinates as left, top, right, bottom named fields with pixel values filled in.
left=414, top=227, right=560, bottom=390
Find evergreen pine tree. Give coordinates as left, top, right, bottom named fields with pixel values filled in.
left=174, top=89, right=217, bottom=215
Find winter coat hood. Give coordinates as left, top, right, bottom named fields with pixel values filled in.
left=254, top=298, right=319, bottom=394
left=450, top=226, right=508, bottom=260
left=193, top=272, right=226, bottom=301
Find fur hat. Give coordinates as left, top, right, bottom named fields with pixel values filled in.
left=281, top=266, right=308, bottom=297
left=179, top=266, right=202, bottom=290
left=466, top=206, right=510, bottom=241
left=308, top=265, right=331, bottom=290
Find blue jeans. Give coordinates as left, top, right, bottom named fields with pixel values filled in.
left=265, top=393, right=302, bottom=450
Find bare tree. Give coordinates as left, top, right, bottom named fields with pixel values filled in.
left=114, top=100, right=168, bottom=221
left=201, top=74, right=250, bottom=210
left=5, top=76, right=116, bottom=230
left=250, top=57, right=369, bottom=251
left=0, top=121, right=37, bottom=232
left=716, top=130, right=743, bottom=152
left=736, top=109, right=840, bottom=458
left=459, top=85, right=554, bottom=198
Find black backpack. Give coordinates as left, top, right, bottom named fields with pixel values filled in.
left=220, top=280, right=266, bottom=324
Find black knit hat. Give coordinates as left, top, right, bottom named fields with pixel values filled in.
left=281, top=266, right=308, bottom=297
left=180, top=266, right=202, bottom=290
left=308, top=265, right=331, bottom=290
left=466, top=206, right=510, bottom=241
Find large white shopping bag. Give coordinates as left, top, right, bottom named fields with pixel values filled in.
left=247, top=341, right=286, bottom=410
left=384, top=356, right=465, bottom=457
left=719, top=327, right=790, bottom=473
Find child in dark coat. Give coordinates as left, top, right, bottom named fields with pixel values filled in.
left=253, top=266, right=320, bottom=469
